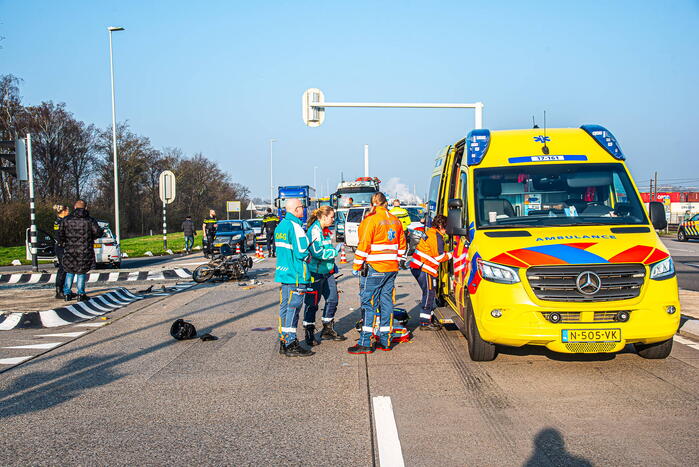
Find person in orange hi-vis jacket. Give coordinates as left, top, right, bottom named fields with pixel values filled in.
left=409, top=214, right=452, bottom=330
left=348, top=192, right=406, bottom=354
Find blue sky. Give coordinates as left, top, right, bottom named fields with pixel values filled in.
left=1, top=0, right=698, bottom=199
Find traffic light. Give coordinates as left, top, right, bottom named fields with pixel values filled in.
left=0, top=138, right=28, bottom=180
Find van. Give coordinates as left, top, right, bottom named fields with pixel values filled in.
left=344, top=207, right=371, bottom=249
left=430, top=125, right=679, bottom=361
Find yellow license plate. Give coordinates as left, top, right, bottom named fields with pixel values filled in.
left=93, top=243, right=101, bottom=248
left=562, top=329, right=621, bottom=343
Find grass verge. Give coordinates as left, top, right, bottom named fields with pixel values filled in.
left=0, top=232, right=201, bottom=267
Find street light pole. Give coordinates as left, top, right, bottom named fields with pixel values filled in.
left=270, top=138, right=276, bottom=209
left=108, top=26, right=125, bottom=244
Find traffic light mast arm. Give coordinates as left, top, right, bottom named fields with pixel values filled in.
left=302, top=88, right=484, bottom=129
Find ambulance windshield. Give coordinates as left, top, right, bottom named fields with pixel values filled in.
left=473, top=163, right=648, bottom=228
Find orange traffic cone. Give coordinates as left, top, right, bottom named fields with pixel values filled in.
left=339, top=244, right=348, bottom=264
left=235, top=243, right=241, bottom=254
left=257, top=245, right=264, bottom=258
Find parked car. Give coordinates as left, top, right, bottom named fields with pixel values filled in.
left=247, top=218, right=266, bottom=245
left=25, top=220, right=122, bottom=268
left=344, top=207, right=371, bottom=249
left=212, top=220, right=256, bottom=254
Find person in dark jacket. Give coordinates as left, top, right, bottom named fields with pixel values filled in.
left=181, top=215, right=196, bottom=253
left=58, top=200, right=103, bottom=301
left=262, top=208, right=280, bottom=257
left=53, top=204, right=70, bottom=299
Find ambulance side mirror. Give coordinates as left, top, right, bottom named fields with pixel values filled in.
left=648, top=201, right=667, bottom=230
left=447, top=198, right=470, bottom=238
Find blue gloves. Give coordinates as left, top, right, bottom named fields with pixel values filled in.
left=352, top=269, right=359, bottom=276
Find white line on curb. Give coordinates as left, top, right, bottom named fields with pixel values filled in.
left=372, top=396, right=405, bottom=467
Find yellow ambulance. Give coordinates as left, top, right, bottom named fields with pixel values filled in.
left=429, top=125, right=679, bottom=361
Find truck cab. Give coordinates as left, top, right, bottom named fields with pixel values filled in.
left=431, top=126, right=679, bottom=361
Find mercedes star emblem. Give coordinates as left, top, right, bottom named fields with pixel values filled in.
left=576, top=271, right=602, bottom=295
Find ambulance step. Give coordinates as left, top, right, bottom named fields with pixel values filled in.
left=434, top=307, right=465, bottom=333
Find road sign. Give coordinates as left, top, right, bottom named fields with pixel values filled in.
left=159, top=170, right=176, bottom=204
left=227, top=201, right=241, bottom=212
left=247, top=201, right=257, bottom=211
left=302, top=88, right=325, bottom=127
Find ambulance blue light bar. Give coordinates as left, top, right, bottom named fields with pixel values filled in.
left=581, top=125, right=625, bottom=160
left=466, top=129, right=491, bottom=165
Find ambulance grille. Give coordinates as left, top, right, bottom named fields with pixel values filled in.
left=564, top=342, right=617, bottom=353
left=527, top=264, right=645, bottom=302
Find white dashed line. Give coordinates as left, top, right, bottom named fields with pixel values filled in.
left=3, top=342, right=63, bottom=350
left=36, top=331, right=87, bottom=338
left=372, top=396, right=405, bottom=467
left=74, top=323, right=108, bottom=328
left=0, top=356, right=33, bottom=365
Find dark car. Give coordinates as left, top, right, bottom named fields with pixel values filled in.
left=212, top=220, right=256, bottom=254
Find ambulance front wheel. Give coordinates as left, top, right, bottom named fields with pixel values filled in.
left=465, top=299, right=497, bottom=362
left=634, top=338, right=673, bottom=359
left=677, top=229, right=688, bottom=242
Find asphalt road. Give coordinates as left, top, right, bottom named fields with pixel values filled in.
left=0, top=258, right=698, bottom=465
left=661, top=237, right=699, bottom=291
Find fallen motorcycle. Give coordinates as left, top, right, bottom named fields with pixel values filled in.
left=192, top=244, right=254, bottom=283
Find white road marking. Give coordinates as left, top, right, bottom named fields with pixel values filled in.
left=372, top=396, right=405, bottom=467
left=0, top=313, right=23, bottom=331
left=0, top=356, right=33, bottom=365
left=3, top=342, right=62, bottom=350
left=674, top=335, right=694, bottom=345
left=108, top=272, right=120, bottom=282
left=75, top=323, right=107, bottom=327
left=8, top=274, right=21, bottom=284
left=36, top=331, right=87, bottom=338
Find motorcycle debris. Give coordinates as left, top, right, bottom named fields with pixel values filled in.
left=251, top=327, right=274, bottom=332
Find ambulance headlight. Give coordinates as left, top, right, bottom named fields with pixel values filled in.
left=649, top=257, right=675, bottom=280
left=477, top=259, right=520, bottom=284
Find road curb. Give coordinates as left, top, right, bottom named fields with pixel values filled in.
left=679, top=316, right=699, bottom=341
left=0, top=268, right=192, bottom=287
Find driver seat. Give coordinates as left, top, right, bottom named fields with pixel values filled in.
left=479, top=179, right=515, bottom=222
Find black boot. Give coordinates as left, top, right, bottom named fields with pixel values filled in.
left=320, top=320, right=347, bottom=341
left=55, top=287, right=65, bottom=299
left=283, top=340, right=314, bottom=357
left=77, top=294, right=89, bottom=302
left=347, top=343, right=374, bottom=354
left=279, top=341, right=285, bottom=354
left=304, top=325, right=319, bottom=346
left=64, top=292, right=75, bottom=302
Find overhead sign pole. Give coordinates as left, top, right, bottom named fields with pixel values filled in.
left=302, top=88, right=484, bottom=129
left=159, top=170, right=176, bottom=252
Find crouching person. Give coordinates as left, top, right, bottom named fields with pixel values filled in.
left=409, top=214, right=452, bottom=330
left=275, top=199, right=314, bottom=357
left=302, top=206, right=347, bottom=346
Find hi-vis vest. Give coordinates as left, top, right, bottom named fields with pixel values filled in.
left=410, top=227, right=452, bottom=277
left=353, top=206, right=406, bottom=273
left=389, top=206, right=411, bottom=231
